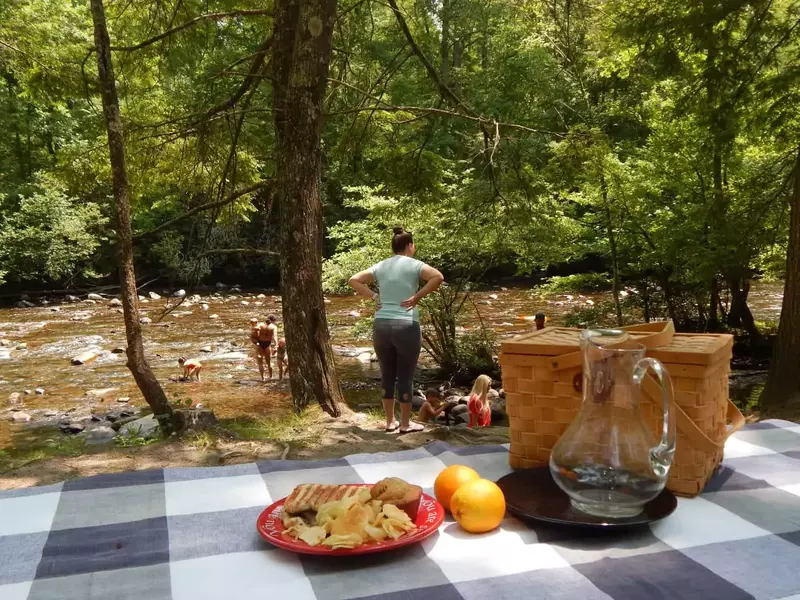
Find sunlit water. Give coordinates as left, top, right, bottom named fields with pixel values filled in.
left=0, top=282, right=784, bottom=449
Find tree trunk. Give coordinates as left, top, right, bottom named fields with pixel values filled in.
left=452, top=38, right=463, bottom=97
left=440, top=0, right=450, bottom=86
left=727, top=274, right=759, bottom=339
left=272, top=0, right=343, bottom=416
left=760, top=147, right=800, bottom=411
left=708, top=277, right=720, bottom=331
left=90, top=0, right=175, bottom=426
left=601, top=176, right=623, bottom=326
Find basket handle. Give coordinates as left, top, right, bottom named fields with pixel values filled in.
left=549, top=321, right=675, bottom=371
left=641, top=373, right=745, bottom=453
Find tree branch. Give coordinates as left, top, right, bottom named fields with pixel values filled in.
left=327, top=78, right=556, bottom=136
left=386, top=0, right=478, bottom=118
left=197, top=248, right=278, bottom=257
left=133, top=180, right=271, bottom=239
left=110, top=9, right=273, bottom=52
left=200, top=35, right=274, bottom=123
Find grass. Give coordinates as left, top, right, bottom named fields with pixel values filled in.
left=0, top=435, right=87, bottom=474
left=219, top=406, right=326, bottom=448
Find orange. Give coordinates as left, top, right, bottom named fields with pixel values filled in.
left=434, top=465, right=480, bottom=512
left=450, top=478, right=506, bottom=534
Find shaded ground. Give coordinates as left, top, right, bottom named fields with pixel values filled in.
left=0, top=407, right=510, bottom=490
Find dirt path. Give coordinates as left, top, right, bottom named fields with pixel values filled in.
left=0, top=411, right=510, bottom=490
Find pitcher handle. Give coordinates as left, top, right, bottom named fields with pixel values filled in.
left=634, top=357, right=676, bottom=478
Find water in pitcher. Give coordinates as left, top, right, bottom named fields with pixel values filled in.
left=554, top=463, right=664, bottom=518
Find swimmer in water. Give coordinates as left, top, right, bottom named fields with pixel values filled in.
left=178, top=357, right=202, bottom=382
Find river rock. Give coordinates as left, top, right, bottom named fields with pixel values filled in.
left=40, top=299, right=50, bottom=306
left=215, top=282, right=228, bottom=290
left=65, top=294, right=79, bottom=303
left=173, top=408, right=218, bottom=432
left=489, top=294, right=499, bottom=300
left=116, top=397, right=130, bottom=403
left=0, top=349, right=10, bottom=360
left=71, top=314, right=90, bottom=322
left=488, top=388, right=500, bottom=400
left=324, top=298, right=331, bottom=304
left=119, top=414, right=160, bottom=439
left=35, top=388, right=45, bottom=395
left=230, top=286, right=242, bottom=293
left=209, top=314, right=219, bottom=319
left=85, top=426, right=117, bottom=445
left=71, top=351, right=99, bottom=365
left=357, top=352, right=372, bottom=363
left=411, top=395, right=425, bottom=410
left=240, top=300, right=249, bottom=306
left=139, top=317, right=152, bottom=324
left=43, top=409, right=58, bottom=417
left=112, top=347, right=126, bottom=354
left=200, top=345, right=213, bottom=353
left=138, top=295, right=146, bottom=301
left=174, top=289, right=186, bottom=298
left=20, top=294, right=30, bottom=301
left=15, top=343, right=27, bottom=350
left=215, top=352, right=248, bottom=361
left=201, top=303, right=209, bottom=311
left=60, top=421, right=85, bottom=434
left=85, top=387, right=118, bottom=399
left=149, top=291, right=161, bottom=300
left=16, top=300, right=35, bottom=308
left=49, top=306, right=61, bottom=312
left=83, top=299, right=97, bottom=305
left=23, top=389, right=32, bottom=395
left=109, top=298, right=123, bottom=307
left=348, top=311, right=360, bottom=318
left=8, top=392, right=21, bottom=406
left=87, top=293, right=103, bottom=301
left=458, top=396, right=470, bottom=405
left=9, top=412, right=32, bottom=423
left=256, top=293, right=266, bottom=299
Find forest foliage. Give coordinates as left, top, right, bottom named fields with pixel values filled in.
left=1, top=0, right=799, bottom=336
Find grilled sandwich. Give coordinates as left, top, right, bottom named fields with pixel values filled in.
left=284, top=484, right=370, bottom=515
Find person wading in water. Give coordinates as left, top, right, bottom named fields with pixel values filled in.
left=250, top=315, right=278, bottom=381
left=349, top=228, right=444, bottom=433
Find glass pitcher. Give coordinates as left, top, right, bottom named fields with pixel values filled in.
left=549, top=329, right=676, bottom=518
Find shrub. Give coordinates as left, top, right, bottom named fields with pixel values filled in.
left=537, top=272, right=612, bottom=295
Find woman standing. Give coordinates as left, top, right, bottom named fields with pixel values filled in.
left=349, top=228, right=444, bottom=433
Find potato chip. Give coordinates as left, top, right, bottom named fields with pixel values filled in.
left=382, top=503, right=413, bottom=523
left=323, top=533, right=362, bottom=549
left=365, top=523, right=388, bottom=542
left=297, top=526, right=327, bottom=546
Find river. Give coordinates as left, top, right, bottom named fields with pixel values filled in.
left=0, top=282, right=784, bottom=450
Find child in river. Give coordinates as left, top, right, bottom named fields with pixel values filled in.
left=468, top=374, right=492, bottom=428
left=416, top=387, right=455, bottom=424
left=275, top=338, right=288, bottom=380
left=178, top=357, right=202, bottom=382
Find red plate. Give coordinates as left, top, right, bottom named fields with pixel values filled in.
left=257, top=484, right=445, bottom=555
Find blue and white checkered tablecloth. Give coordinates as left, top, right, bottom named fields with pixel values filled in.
left=1, top=420, right=799, bottom=600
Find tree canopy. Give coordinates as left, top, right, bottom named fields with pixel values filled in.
left=1, top=0, right=798, bottom=336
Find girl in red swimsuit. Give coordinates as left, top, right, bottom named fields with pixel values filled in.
left=468, top=374, right=492, bottom=428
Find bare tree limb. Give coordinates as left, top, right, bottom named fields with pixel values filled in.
left=197, top=248, right=279, bottom=257
left=110, top=10, right=273, bottom=52
left=133, top=180, right=271, bottom=239
left=386, top=0, right=478, bottom=117
left=201, top=35, right=274, bottom=123
left=327, top=78, right=557, bottom=136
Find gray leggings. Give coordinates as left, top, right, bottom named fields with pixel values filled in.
left=373, top=319, right=422, bottom=403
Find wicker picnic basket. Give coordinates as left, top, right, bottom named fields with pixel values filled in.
left=499, top=322, right=745, bottom=497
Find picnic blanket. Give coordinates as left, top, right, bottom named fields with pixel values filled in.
left=1, top=419, right=799, bottom=600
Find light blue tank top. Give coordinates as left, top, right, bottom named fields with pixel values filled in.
left=370, top=255, right=424, bottom=322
